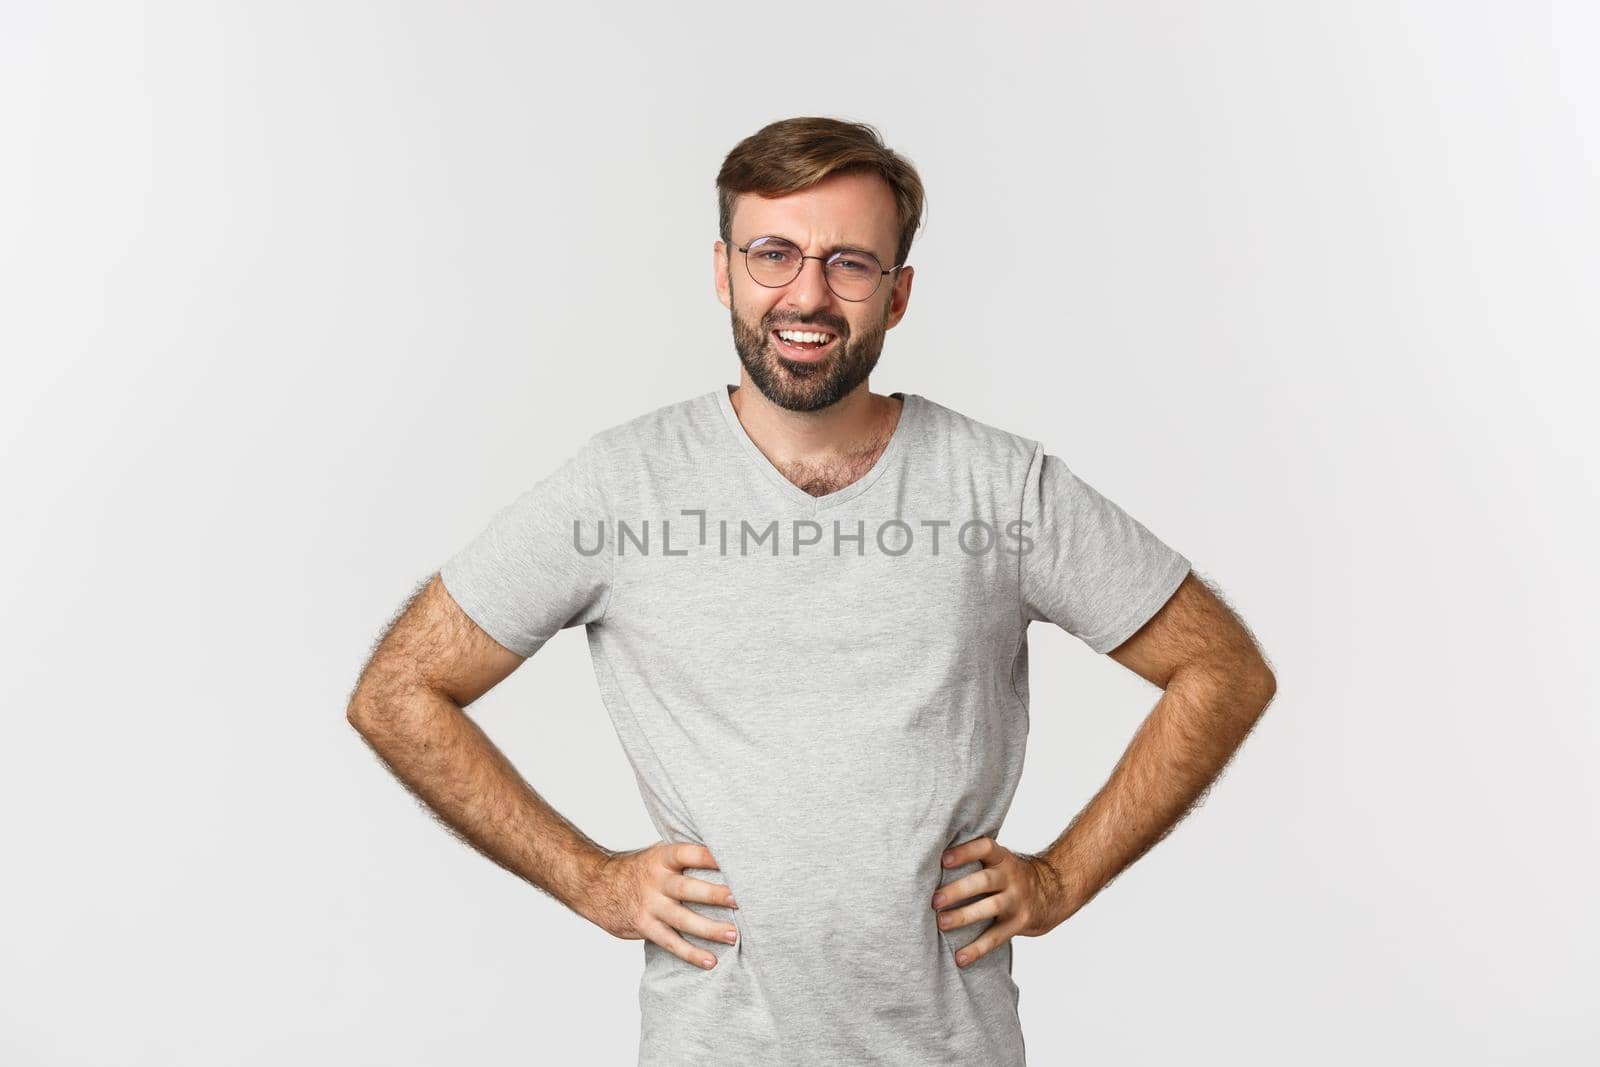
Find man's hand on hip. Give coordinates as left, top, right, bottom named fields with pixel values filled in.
left=589, top=842, right=740, bottom=971
left=931, top=836, right=1067, bottom=967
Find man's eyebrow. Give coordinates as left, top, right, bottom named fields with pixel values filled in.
left=760, top=233, right=888, bottom=262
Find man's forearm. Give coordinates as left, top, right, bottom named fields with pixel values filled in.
left=347, top=687, right=611, bottom=921
left=1036, top=665, right=1276, bottom=927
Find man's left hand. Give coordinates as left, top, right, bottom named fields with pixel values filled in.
left=931, top=836, right=1067, bottom=967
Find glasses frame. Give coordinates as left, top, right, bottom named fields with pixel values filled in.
left=734, top=235, right=907, bottom=302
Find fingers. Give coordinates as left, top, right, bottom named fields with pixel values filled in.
left=952, top=918, right=1022, bottom=968
left=931, top=865, right=1002, bottom=909
left=666, top=842, right=720, bottom=872
left=932, top=840, right=1043, bottom=968
left=942, top=835, right=996, bottom=869
left=659, top=842, right=737, bottom=909
left=641, top=915, right=722, bottom=971
left=935, top=890, right=1004, bottom=934
left=659, top=900, right=739, bottom=946
left=933, top=843, right=1014, bottom=968
left=638, top=841, right=737, bottom=970
left=667, top=871, right=739, bottom=909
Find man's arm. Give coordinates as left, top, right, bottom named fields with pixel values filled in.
left=1032, top=570, right=1278, bottom=928
left=345, top=574, right=611, bottom=920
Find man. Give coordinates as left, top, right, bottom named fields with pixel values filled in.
left=347, top=116, right=1277, bottom=1065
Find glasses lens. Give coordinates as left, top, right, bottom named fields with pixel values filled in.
left=745, top=237, right=802, bottom=287
left=825, top=249, right=884, bottom=301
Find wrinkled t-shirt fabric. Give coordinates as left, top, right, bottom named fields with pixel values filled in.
left=439, top=384, right=1192, bottom=1066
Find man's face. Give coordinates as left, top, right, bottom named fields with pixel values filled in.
left=714, top=170, right=915, bottom=412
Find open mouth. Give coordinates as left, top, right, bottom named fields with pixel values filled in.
left=771, top=328, right=840, bottom=362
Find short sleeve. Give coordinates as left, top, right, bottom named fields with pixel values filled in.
left=438, top=438, right=614, bottom=658
left=1019, top=446, right=1192, bottom=654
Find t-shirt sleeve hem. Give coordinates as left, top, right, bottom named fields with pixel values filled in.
left=1082, top=553, right=1192, bottom=655
left=438, top=560, right=540, bottom=659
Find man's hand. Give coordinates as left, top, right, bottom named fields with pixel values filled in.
left=589, top=842, right=741, bottom=971
left=931, top=836, right=1066, bottom=968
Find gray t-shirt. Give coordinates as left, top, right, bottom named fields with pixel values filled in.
left=440, top=383, right=1191, bottom=1065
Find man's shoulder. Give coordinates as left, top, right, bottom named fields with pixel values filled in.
left=911, top=392, right=1043, bottom=468
left=563, top=385, right=720, bottom=483
left=577, top=387, right=722, bottom=458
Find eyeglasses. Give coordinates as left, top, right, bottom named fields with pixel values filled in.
left=734, top=235, right=906, bottom=302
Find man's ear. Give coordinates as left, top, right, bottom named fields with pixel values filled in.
left=885, top=264, right=914, bottom=329
left=713, top=240, right=732, bottom=310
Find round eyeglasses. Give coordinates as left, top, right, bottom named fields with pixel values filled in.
left=734, top=235, right=906, bottom=302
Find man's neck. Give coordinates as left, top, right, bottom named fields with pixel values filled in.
left=727, top=374, right=903, bottom=497
left=727, top=374, right=898, bottom=465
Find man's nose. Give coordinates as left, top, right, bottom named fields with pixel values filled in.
left=782, top=256, right=835, bottom=310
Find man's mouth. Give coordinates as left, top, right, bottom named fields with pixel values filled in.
left=770, top=327, right=840, bottom=362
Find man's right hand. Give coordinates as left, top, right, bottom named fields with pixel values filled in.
left=587, top=842, right=740, bottom=970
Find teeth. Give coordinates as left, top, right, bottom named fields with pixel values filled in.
left=777, top=329, right=834, bottom=344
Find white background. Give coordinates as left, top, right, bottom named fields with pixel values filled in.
left=3, top=2, right=1596, bottom=1063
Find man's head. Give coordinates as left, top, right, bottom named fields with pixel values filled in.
left=713, top=117, right=925, bottom=412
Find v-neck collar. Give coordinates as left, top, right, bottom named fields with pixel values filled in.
left=713, top=383, right=920, bottom=512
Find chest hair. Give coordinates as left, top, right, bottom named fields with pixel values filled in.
left=776, top=431, right=894, bottom=497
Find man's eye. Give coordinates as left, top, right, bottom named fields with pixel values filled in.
left=832, top=257, right=870, bottom=273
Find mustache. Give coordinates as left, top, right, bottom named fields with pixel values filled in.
left=765, top=318, right=849, bottom=337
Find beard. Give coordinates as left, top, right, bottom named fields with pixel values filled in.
left=728, top=295, right=889, bottom=413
